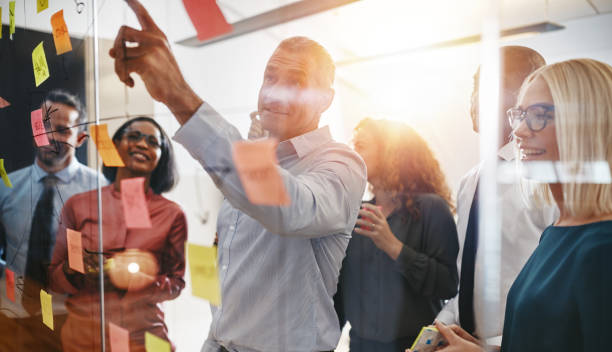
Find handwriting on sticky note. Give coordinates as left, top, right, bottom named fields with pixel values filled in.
left=121, top=177, right=152, bottom=229
left=0, top=159, right=12, bottom=188
left=5, top=268, right=15, bottom=302
left=182, top=0, right=233, bottom=41
left=51, top=10, right=72, bottom=55
left=145, top=331, right=170, bottom=352
left=187, top=243, right=221, bottom=306
left=67, top=229, right=85, bottom=274
left=0, top=96, right=10, bottom=109
left=90, top=124, right=125, bottom=167
left=232, top=139, right=290, bottom=206
left=9, top=2, right=15, bottom=37
left=109, top=322, right=130, bottom=352
left=32, top=42, right=50, bottom=87
left=37, top=0, right=48, bottom=13
left=31, top=109, right=50, bottom=147
left=40, top=289, right=54, bottom=330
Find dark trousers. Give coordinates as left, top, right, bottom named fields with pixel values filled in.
left=0, top=312, right=68, bottom=352
left=349, top=330, right=415, bottom=352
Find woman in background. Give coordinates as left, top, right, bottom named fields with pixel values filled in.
left=48, top=117, right=187, bottom=351
left=431, top=59, right=612, bottom=352
left=335, top=118, right=459, bottom=352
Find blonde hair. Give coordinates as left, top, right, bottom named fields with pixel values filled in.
left=518, top=59, right=612, bottom=218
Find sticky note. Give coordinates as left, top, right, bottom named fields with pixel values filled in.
left=9, top=2, right=15, bottom=37
left=0, top=96, right=10, bottom=108
left=90, top=124, right=125, bottom=167
left=31, top=109, right=50, bottom=147
left=109, top=322, right=130, bottom=352
left=50, top=10, right=72, bottom=55
left=37, top=0, right=48, bottom=13
left=0, top=7, right=2, bottom=39
left=32, top=42, right=50, bottom=87
left=5, top=268, right=15, bottom=302
left=232, top=139, right=290, bottom=206
left=187, top=243, right=221, bottom=306
left=0, top=159, right=12, bottom=188
left=120, top=177, right=152, bottom=229
left=67, top=229, right=85, bottom=274
left=40, top=289, right=53, bottom=330
left=144, top=332, right=170, bottom=352
left=182, top=0, right=233, bottom=41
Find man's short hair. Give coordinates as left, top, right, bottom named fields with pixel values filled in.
left=277, top=36, right=335, bottom=87
left=500, top=46, right=546, bottom=94
left=43, top=89, right=87, bottom=132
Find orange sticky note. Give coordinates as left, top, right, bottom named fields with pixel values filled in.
left=32, top=42, right=50, bottom=87
left=66, top=229, right=85, bottom=274
left=90, top=124, right=125, bottom=167
left=50, top=10, right=72, bottom=55
left=182, top=0, right=233, bottom=41
left=0, top=159, right=12, bottom=188
left=0, top=96, right=10, bottom=108
left=187, top=243, right=221, bottom=306
left=121, top=177, right=152, bottom=228
left=37, top=0, right=48, bottom=13
left=40, top=289, right=53, bottom=330
left=31, top=109, right=50, bottom=146
left=145, top=331, right=170, bottom=352
left=5, top=268, right=15, bottom=302
left=109, top=322, right=130, bottom=352
left=232, top=139, right=290, bottom=206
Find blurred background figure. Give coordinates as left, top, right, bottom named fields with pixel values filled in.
left=0, top=90, right=100, bottom=352
left=48, top=117, right=187, bottom=351
left=335, top=118, right=459, bottom=352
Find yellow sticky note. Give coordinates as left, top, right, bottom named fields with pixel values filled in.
left=0, top=159, right=12, bottom=188
left=0, top=7, right=2, bottom=39
left=145, top=332, right=170, bottom=352
left=40, top=289, right=53, bottom=330
left=9, top=2, right=15, bottom=37
left=37, top=0, right=48, bottom=13
left=90, top=124, right=125, bottom=167
left=32, top=42, right=50, bottom=87
left=51, top=10, right=72, bottom=55
left=187, top=243, right=221, bottom=306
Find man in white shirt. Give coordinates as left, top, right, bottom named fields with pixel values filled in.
left=109, top=1, right=367, bottom=351
left=436, top=46, right=558, bottom=345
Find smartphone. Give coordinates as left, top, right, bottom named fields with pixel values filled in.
left=410, top=326, right=447, bottom=352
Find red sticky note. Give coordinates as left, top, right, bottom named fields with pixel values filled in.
left=121, top=177, right=152, bottom=228
left=5, top=268, right=15, bottom=302
left=66, top=229, right=85, bottom=274
left=0, top=97, right=10, bottom=109
left=50, top=10, right=72, bottom=55
left=232, top=139, right=290, bottom=206
left=182, top=0, right=233, bottom=41
left=109, top=322, right=130, bottom=352
left=31, top=109, right=50, bottom=146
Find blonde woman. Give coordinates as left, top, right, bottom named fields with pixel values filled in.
left=336, top=118, right=459, bottom=352
left=430, top=59, right=612, bottom=352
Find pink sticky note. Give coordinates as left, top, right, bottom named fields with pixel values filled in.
left=66, top=229, right=85, bottom=274
left=0, top=97, right=10, bottom=109
left=109, top=322, right=130, bottom=352
left=31, top=109, right=50, bottom=146
left=5, top=268, right=15, bottom=302
left=121, top=177, right=152, bottom=228
left=232, top=139, right=290, bottom=206
left=182, top=0, right=233, bottom=41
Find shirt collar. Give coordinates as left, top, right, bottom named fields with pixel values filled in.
left=32, top=157, right=81, bottom=183
left=277, top=126, right=333, bottom=159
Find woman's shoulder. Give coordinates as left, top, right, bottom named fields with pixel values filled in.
left=412, top=193, right=452, bottom=212
left=152, top=193, right=187, bottom=217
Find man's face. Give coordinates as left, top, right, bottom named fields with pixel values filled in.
left=36, top=101, right=84, bottom=169
left=257, top=48, right=332, bottom=141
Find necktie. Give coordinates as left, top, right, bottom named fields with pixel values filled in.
left=23, top=174, right=58, bottom=315
left=459, top=183, right=479, bottom=335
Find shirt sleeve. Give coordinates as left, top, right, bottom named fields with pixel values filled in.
left=173, top=103, right=367, bottom=239
left=394, top=196, right=459, bottom=299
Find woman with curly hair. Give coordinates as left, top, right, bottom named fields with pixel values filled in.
left=334, top=118, right=459, bottom=352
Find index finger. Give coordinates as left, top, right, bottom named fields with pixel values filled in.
left=434, top=320, right=457, bottom=344
left=126, top=0, right=161, bottom=32
left=361, top=203, right=384, bottom=220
